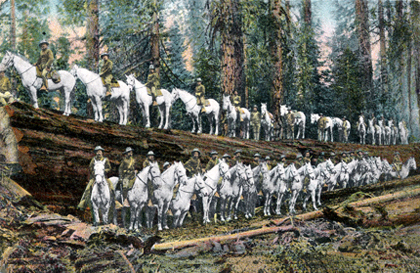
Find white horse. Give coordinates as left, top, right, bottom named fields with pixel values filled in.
left=274, top=163, right=289, bottom=215
left=399, top=121, right=409, bottom=144
left=70, top=65, right=130, bottom=125
left=171, top=174, right=207, bottom=228
left=279, top=105, right=306, bottom=139
left=150, top=162, right=187, bottom=231
left=0, top=51, right=76, bottom=115
left=378, top=118, right=386, bottom=145
left=91, top=158, right=115, bottom=226
left=310, top=113, right=333, bottom=142
left=315, top=159, right=336, bottom=204
left=388, top=120, right=398, bottom=145
left=262, top=163, right=284, bottom=216
left=222, top=94, right=250, bottom=139
left=383, top=123, right=392, bottom=146
left=201, top=159, right=231, bottom=223
left=260, top=103, right=274, bottom=141
left=218, top=163, right=244, bottom=222
left=358, top=115, right=367, bottom=144
left=326, top=161, right=350, bottom=190
left=171, top=88, right=220, bottom=135
left=240, top=165, right=257, bottom=219
left=391, top=157, right=416, bottom=180
left=367, top=118, right=375, bottom=145
left=299, top=163, right=319, bottom=211
left=286, top=164, right=303, bottom=215
left=125, top=74, right=172, bottom=129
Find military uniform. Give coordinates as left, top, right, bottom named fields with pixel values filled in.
left=294, top=155, right=304, bottom=169
left=342, top=119, right=350, bottom=142
left=251, top=107, right=261, bottom=140
left=146, top=66, right=160, bottom=104
left=0, top=73, right=13, bottom=106
left=286, top=110, right=295, bottom=139
left=35, top=41, right=54, bottom=90
left=205, top=152, right=219, bottom=172
left=232, top=94, right=242, bottom=121
left=118, top=150, right=137, bottom=205
left=99, top=55, right=114, bottom=95
left=184, top=156, right=202, bottom=177
left=195, top=80, right=205, bottom=113
left=78, top=148, right=114, bottom=210
left=392, top=153, right=402, bottom=172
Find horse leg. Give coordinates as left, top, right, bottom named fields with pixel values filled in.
left=202, top=196, right=209, bottom=224
left=158, top=105, right=164, bottom=129
left=164, top=104, right=170, bottom=129
left=214, top=113, right=219, bottom=135
left=275, top=192, right=284, bottom=215
left=303, top=192, right=310, bottom=211
left=128, top=205, right=136, bottom=230
left=317, top=185, right=322, bottom=206
left=156, top=204, right=163, bottom=231
left=197, top=114, right=202, bottom=134
left=179, top=210, right=189, bottom=227
left=162, top=202, right=170, bottom=230
left=28, top=86, right=39, bottom=109
left=97, top=97, right=104, bottom=122
left=63, top=87, right=71, bottom=116
left=91, top=201, right=100, bottom=226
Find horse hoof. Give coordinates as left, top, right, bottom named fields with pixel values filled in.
left=164, top=226, right=169, bottom=230
left=234, top=216, right=238, bottom=220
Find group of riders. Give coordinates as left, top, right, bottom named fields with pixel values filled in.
left=77, top=144, right=404, bottom=218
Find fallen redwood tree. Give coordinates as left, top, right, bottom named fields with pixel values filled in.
left=152, top=185, right=420, bottom=251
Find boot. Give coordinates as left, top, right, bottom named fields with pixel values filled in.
left=200, top=107, right=206, bottom=114
left=40, top=85, right=47, bottom=91
left=105, top=86, right=112, bottom=100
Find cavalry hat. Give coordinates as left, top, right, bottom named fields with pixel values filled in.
left=280, top=154, right=286, bottom=159
left=210, top=150, right=218, bottom=156
left=38, top=40, right=49, bottom=47
left=265, top=156, right=271, bottom=160
left=253, top=105, right=258, bottom=108
left=196, top=77, right=202, bottom=82
left=149, top=64, right=155, bottom=70
left=296, top=153, right=303, bottom=159
left=222, top=154, right=231, bottom=159
left=394, top=151, right=400, bottom=155
left=254, top=153, right=261, bottom=158
left=100, top=52, right=109, bottom=58
left=123, top=147, right=133, bottom=154
left=94, top=146, right=105, bottom=152
left=147, top=151, right=155, bottom=156
left=330, top=152, right=336, bottom=157
left=192, top=148, right=201, bottom=155
left=234, top=149, right=242, bottom=155
left=163, top=162, right=170, bottom=168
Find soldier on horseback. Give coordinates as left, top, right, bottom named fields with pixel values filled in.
left=195, top=78, right=206, bottom=114
left=184, top=148, right=203, bottom=177
left=250, top=105, right=261, bottom=140
left=162, top=162, right=171, bottom=172
left=117, top=147, right=139, bottom=208
left=205, top=150, right=219, bottom=172
left=392, top=151, right=402, bottom=175
left=146, top=64, right=160, bottom=106
left=77, top=146, right=115, bottom=210
left=286, top=107, right=295, bottom=139
left=303, top=150, right=312, bottom=165
left=294, top=153, right=304, bottom=169
left=99, top=53, right=114, bottom=99
left=0, top=70, right=14, bottom=106
left=233, top=149, right=242, bottom=165
left=252, top=153, right=261, bottom=168
left=35, top=40, right=54, bottom=91
left=231, top=91, right=243, bottom=122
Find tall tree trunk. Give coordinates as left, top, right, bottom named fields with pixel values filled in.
left=150, top=0, right=160, bottom=73
left=411, top=0, right=420, bottom=126
left=355, top=0, right=373, bottom=105
left=303, top=0, right=311, bottom=26
left=270, top=0, right=285, bottom=120
left=407, top=41, right=412, bottom=132
left=10, top=0, right=16, bottom=51
left=378, top=0, right=388, bottom=94
left=86, top=0, right=100, bottom=71
left=220, top=0, right=244, bottom=99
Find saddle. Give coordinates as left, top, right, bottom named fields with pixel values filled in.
left=36, top=66, right=61, bottom=83
left=204, top=99, right=211, bottom=107
left=319, top=117, right=328, bottom=129
left=147, top=88, right=163, bottom=97
left=101, top=77, right=120, bottom=88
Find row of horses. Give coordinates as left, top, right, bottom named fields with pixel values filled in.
left=0, top=51, right=410, bottom=144
left=90, top=153, right=416, bottom=230
left=357, top=115, right=409, bottom=145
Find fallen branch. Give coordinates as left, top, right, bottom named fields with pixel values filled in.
left=346, top=187, right=420, bottom=208
left=117, top=250, right=135, bottom=273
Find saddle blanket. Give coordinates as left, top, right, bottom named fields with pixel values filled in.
left=101, top=77, right=120, bottom=88
left=204, top=99, right=211, bottom=107
left=36, top=67, right=61, bottom=83
left=319, top=117, right=328, bottom=129
left=147, top=88, right=163, bottom=97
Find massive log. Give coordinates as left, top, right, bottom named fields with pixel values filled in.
left=5, top=102, right=420, bottom=211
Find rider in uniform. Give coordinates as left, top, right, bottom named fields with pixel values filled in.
left=162, top=162, right=171, bottom=172
left=294, top=153, right=304, bottom=169
left=392, top=151, right=402, bottom=176
left=231, top=91, right=243, bottom=122
left=146, top=64, right=160, bottom=106
left=205, top=151, right=219, bottom=172
left=77, top=146, right=114, bottom=211
left=35, top=40, right=54, bottom=91
left=143, top=151, right=159, bottom=205
left=0, top=70, right=13, bottom=106
left=233, top=149, right=242, bottom=165
left=286, top=107, right=295, bottom=140
left=117, top=147, right=138, bottom=208
left=195, top=78, right=206, bottom=114
left=222, top=153, right=233, bottom=167
left=279, top=154, right=287, bottom=165
left=303, top=150, right=312, bottom=165
left=184, top=148, right=202, bottom=177
left=265, top=156, right=273, bottom=170
left=250, top=105, right=261, bottom=140
left=99, top=53, right=114, bottom=99
left=252, top=153, right=261, bottom=168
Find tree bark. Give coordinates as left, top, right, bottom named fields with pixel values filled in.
left=303, top=0, right=311, bottom=26
left=86, top=0, right=100, bottom=71
left=10, top=0, right=16, bottom=51
left=150, top=0, right=160, bottom=73
left=355, top=0, right=373, bottom=103
left=378, top=0, right=388, bottom=94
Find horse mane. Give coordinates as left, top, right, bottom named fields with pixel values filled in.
left=8, top=51, right=33, bottom=64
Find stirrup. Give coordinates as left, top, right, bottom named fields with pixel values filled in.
left=39, top=85, right=48, bottom=91
left=153, top=101, right=158, bottom=106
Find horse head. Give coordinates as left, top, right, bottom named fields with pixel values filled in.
left=243, top=165, right=255, bottom=188
left=70, top=64, right=78, bottom=77
left=222, top=94, right=231, bottom=111
left=310, top=113, right=318, bottom=124
left=125, top=73, right=135, bottom=89
left=194, top=174, right=208, bottom=196
left=304, top=162, right=316, bottom=180
left=261, top=103, right=267, bottom=116
left=171, top=88, right=180, bottom=101
left=409, top=157, right=417, bottom=171
left=279, top=105, right=288, bottom=116
left=148, top=161, right=161, bottom=182
left=174, top=161, right=188, bottom=185
left=218, top=159, right=231, bottom=181
left=326, top=159, right=337, bottom=174
left=93, top=159, right=106, bottom=184
left=0, top=51, right=14, bottom=69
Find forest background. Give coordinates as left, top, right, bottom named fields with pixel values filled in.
left=0, top=0, right=419, bottom=142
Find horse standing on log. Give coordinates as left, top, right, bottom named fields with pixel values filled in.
left=358, top=115, right=367, bottom=144
left=279, top=105, right=306, bottom=139
left=125, top=74, right=172, bottom=129
left=260, top=103, right=274, bottom=141
left=70, top=65, right=130, bottom=125
left=222, top=94, right=250, bottom=139
left=398, top=121, right=409, bottom=144
left=310, top=113, right=333, bottom=142
left=171, top=88, right=220, bottom=135
left=0, top=51, right=76, bottom=115
left=218, top=163, right=244, bottom=222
